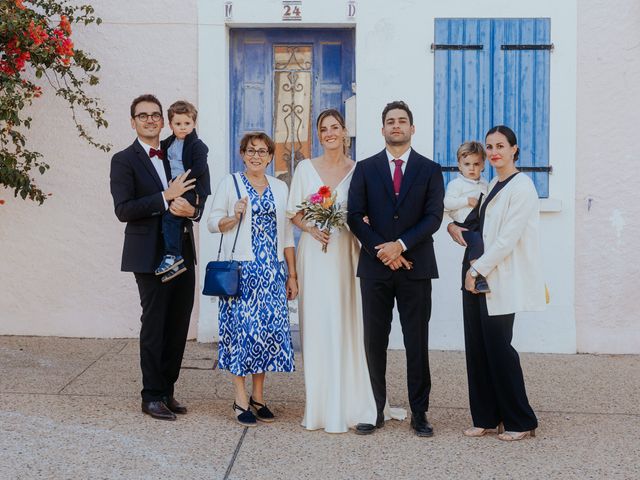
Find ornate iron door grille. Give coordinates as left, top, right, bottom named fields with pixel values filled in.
left=273, top=45, right=313, bottom=186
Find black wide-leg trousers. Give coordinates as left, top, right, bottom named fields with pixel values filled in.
left=462, top=290, right=538, bottom=432
left=134, top=236, right=195, bottom=402
left=361, top=272, right=432, bottom=416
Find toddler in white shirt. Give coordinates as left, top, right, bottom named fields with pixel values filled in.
left=444, top=141, right=490, bottom=293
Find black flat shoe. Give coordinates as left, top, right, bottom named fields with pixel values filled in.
left=233, top=402, right=257, bottom=427
left=249, top=396, right=275, bottom=423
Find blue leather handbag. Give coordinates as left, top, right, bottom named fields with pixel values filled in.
left=202, top=174, right=243, bottom=297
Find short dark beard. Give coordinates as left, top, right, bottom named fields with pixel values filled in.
left=385, top=136, right=410, bottom=148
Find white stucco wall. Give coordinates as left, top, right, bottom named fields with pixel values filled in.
left=0, top=1, right=201, bottom=338
left=2, top=0, right=635, bottom=354
left=197, top=0, right=578, bottom=353
left=575, top=0, right=640, bottom=353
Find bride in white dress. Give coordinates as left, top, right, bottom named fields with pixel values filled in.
left=287, top=109, right=405, bottom=433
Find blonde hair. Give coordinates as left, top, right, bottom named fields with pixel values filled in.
left=456, top=141, right=486, bottom=162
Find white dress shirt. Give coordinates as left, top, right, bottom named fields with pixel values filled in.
left=137, top=138, right=168, bottom=209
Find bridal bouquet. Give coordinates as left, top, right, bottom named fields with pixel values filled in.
left=297, top=185, right=347, bottom=253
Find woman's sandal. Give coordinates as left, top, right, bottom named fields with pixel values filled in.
left=249, top=396, right=275, bottom=423
left=232, top=401, right=257, bottom=427
left=497, top=429, right=536, bottom=441
left=464, top=423, right=504, bottom=437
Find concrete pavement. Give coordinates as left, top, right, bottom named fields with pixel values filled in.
left=0, top=336, right=638, bottom=479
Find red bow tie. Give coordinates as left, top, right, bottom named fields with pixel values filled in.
left=149, top=148, right=164, bottom=160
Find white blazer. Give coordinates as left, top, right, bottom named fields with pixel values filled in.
left=472, top=173, right=546, bottom=316
left=207, top=173, right=294, bottom=262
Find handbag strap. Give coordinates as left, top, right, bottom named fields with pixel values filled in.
left=216, top=173, right=244, bottom=261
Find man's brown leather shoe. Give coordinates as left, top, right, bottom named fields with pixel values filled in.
left=163, top=396, right=187, bottom=414
left=141, top=400, right=176, bottom=420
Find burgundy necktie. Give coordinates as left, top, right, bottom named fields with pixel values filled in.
left=149, top=148, right=164, bottom=160
left=393, top=159, right=404, bottom=195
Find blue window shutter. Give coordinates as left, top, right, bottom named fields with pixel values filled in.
left=434, top=18, right=550, bottom=197
left=434, top=19, right=491, bottom=185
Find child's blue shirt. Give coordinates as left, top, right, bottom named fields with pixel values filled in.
left=167, top=139, right=185, bottom=179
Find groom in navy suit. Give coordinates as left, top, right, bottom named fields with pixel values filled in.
left=110, top=94, right=207, bottom=421
left=348, top=101, right=444, bottom=437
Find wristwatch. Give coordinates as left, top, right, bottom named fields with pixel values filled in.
left=469, top=267, right=479, bottom=278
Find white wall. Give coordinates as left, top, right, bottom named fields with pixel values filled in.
left=6, top=0, right=635, bottom=355
left=575, top=0, right=640, bottom=353
left=0, top=0, right=201, bottom=338
left=197, top=0, right=578, bottom=352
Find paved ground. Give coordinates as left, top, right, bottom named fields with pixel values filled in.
left=0, top=336, right=639, bottom=479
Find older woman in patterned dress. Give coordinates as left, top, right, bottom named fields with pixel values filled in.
left=208, top=132, right=298, bottom=427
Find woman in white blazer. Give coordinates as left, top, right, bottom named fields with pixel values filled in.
left=447, top=126, right=545, bottom=442
left=207, top=132, right=298, bottom=427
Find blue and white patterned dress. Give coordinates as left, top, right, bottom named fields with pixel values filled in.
left=217, top=174, right=295, bottom=376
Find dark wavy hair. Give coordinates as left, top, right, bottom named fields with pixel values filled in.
left=382, top=100, right=413, bottom=126
left=485, top=125, right=519, bottom=161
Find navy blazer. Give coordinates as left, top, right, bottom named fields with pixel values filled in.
left=347, top=148, right=444, bottom=280
left=161, top=129, right=211, bottom=202
left=110, top=139, right=205, bottom=273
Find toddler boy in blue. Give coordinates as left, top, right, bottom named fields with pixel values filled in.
left=156, top=100, right=211, bottom=282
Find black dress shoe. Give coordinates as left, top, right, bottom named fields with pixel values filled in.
left=142, top=400, right=176, bottom=421
left=355, top=413, right=384, bottom=435
left=163, top=396, right=187, bottom=414
left=410, top=412, right=434, bottom=437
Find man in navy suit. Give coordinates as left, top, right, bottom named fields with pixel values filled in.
left=110, top=94, right=207, bottom=420
left=348, top=101, right=444, bottom=437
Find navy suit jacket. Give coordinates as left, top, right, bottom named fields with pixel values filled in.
left=347, top=148, right=444, bottom=280
left=110, top=138, right=207, bottom=273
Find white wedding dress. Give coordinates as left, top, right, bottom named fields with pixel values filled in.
left=287, top=159, right=405, bottom=433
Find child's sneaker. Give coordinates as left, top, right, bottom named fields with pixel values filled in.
left=475, top=275, right=491, bottom=293
left=155, top=255, right=184, bottom=276
left=161, top=263, right=187, bottom=283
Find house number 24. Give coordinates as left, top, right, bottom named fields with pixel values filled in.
left=282, top=1, right=302, bottom=21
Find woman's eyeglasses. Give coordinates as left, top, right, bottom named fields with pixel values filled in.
left=245, top=148, right=269, bottom=157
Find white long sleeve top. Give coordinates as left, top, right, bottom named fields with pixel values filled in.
left=207, top=173, right=294, bottom=261
left=444, top=174, right=489, bottom=223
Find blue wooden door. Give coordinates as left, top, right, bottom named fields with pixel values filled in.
left=434, top=18, right=551, bottom=197
left=230, top=29, right=355, bottom=183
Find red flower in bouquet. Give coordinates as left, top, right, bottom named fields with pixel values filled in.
left=318, top=185, right=331, bottom=198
